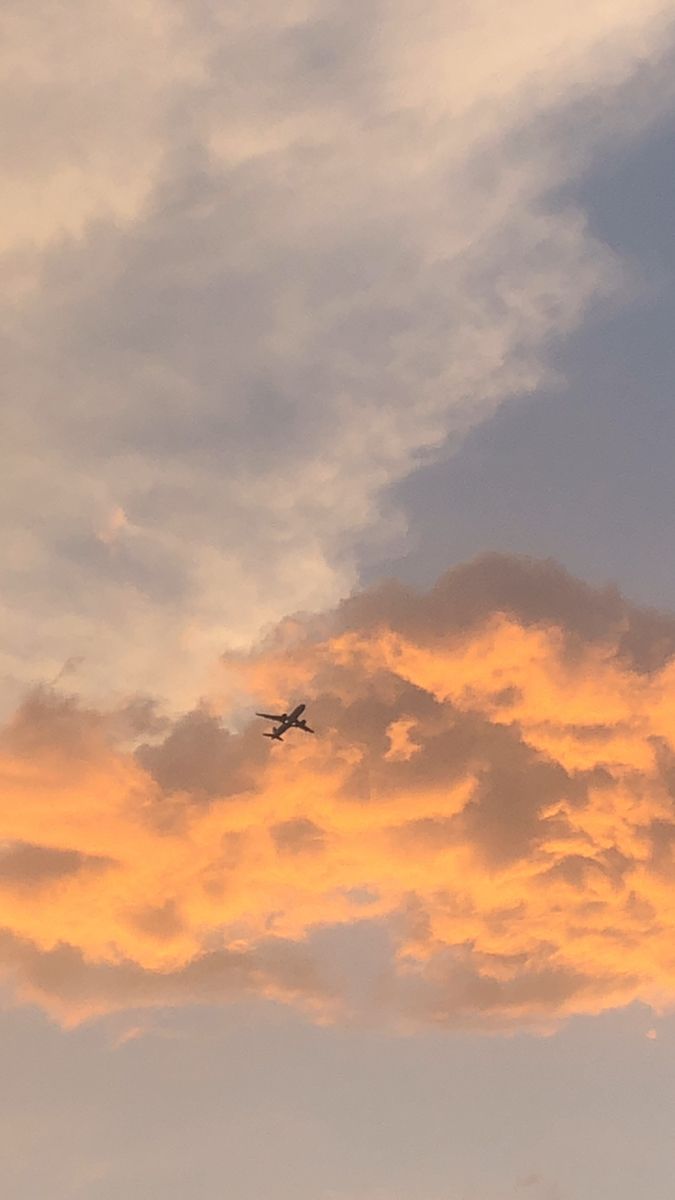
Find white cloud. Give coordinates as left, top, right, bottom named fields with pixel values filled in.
left=1, top=0, right=674, bottom=713
left=0, top=0, right=205, bottom=250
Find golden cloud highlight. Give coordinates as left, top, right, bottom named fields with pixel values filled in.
left=2, top=554, right=675, bottom=1030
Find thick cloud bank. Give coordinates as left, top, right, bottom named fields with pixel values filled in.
left=2, top=0, right=675, bottom=711
left=2, top=555, right=675, bottom=1030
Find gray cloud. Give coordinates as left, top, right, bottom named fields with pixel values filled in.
left=0, top=687, right=166, bottom=760
left=338, top=552, right=675, bottom=672
left=271, top=818, right=326, bottom=855
left=0, top=842, right=113, bottom=890
left=0, top=928, right=335, bottom=1023
left=136, top=708, right=267, bottom=799
left=393, top=948, right=606, bottom=1028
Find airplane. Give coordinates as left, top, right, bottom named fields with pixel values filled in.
left=255, top=703, right=315, bottom=741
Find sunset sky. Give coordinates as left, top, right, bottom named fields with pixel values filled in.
left=3, top=2, right=675, bottom=1196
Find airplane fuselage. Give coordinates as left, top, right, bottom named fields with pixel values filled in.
left=256, top=701, right=314, bottom=740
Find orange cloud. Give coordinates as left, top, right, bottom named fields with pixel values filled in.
left=2, top=554, right=675, bottom=1030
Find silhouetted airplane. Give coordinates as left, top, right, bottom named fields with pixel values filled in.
left=256, top=703, right=315, bottom=741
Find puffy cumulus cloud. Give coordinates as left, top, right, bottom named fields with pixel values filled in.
left=2, top=1, right=675, bottom=714
left=2, top=554, right=675, bottom=1030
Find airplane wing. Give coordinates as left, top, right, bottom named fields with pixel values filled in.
left=298, top=724, right=314, bottom=734
left=256, top=712, right=286, bottom=721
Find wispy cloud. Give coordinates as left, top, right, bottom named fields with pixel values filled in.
left=1, top=555, right=675, bottom=1029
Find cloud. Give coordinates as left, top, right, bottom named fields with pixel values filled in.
left=2, top=1, right=675, bottom=715
left=0, top=842, right=112, bottom=890
left=0, top=0, right=204, bottom=250
left=272, top=818, right=326, bottom=855
left=136, top=707, right=267, bottom=798
left=1, top=554, right=675, bottom=1028
left=0, top=930, right=334, bottom=1027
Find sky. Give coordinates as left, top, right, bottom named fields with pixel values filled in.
left=3, top=2, right=675, bottom=1197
